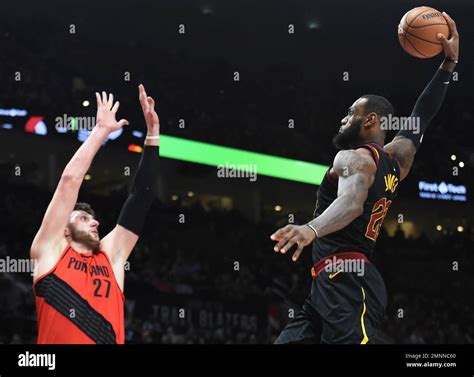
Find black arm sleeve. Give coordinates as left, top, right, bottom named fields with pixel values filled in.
left=397, top=66, right=453, bottom=149
left=117, top=146, right=159, bottom=236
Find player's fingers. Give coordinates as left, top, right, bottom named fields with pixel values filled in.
left=280, top=238, right=297, bottom=254
left=111, top=101, right=120, bottom=113
left=95, top=92, right=102, bottom=107
left=139, top=84, right=147, bottom=97
left=139, top=85, right=148, bottom=109
left=270, top=225, right=292, bottom=240
left=442, top=12, right=458, bottom=36
left=147, top=96, right=155, bottom=110
left=274, top=230, right=296, bottom=252
left=292, top=244, right=304, bottom=262
left=139, top=84, right=146, bottom=100
left=117, top=119, right=129, bottom=128
left=108, top=93, right=114, bottom=108
left=437, top=33, right=448, bottom=46
left=102, top=91, right=107, bottom=105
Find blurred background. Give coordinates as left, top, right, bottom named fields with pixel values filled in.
left=0, top=0, right=473, bottom=344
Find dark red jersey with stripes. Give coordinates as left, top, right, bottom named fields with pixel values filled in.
left=312, top=143, right=400, bottom=262
left=33, top=244, right=125, bottom=344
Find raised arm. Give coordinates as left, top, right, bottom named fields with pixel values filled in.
left=271, top=148, right=376, bottom=262
left=384, top=12, right=459, bottom=181
left=101, top=85, right=160, bottom=272
left=30, top=92, right=128, bottom=261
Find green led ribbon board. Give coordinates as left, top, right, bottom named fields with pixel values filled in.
left=159, top=134, right=328, bottom=185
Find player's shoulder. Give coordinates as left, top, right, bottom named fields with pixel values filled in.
left=333, top=148, right=377, bottom=176
left=31, top=238, right=69, bottom=283
left=30, top=237, right=68, bottom=260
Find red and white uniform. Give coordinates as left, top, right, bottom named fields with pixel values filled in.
left=34, top=244, right=124, bottom=344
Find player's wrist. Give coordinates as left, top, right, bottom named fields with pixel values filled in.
left=92, top=125, right=112, bottom=139
left=146, top=127, right=159, bottom=136
left=306, top=223, right=319, bottom=240
left=144, top=134, right=159, bottom=146
left=145, top=134, right=160, bottom=140
left=444, top=56, right=458, bottom=64
left=440, top=58, right=457, bottom=73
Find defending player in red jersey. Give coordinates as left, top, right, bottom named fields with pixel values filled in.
left=31, top=85, right=159, bottom=344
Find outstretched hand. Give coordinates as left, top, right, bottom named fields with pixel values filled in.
left=271, top=224, right=316, bottom=262
left=139, top=84, right=160, bottom=133
left=95, top=91, right=129, bottom=134
left=438, top=12, right=459, bottom=61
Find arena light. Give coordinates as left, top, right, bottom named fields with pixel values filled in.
left=436, top=225, right=442, bottom=231
left=459, top=161, right=464, bottom=168
left=307, top=20, right=320, bottom=29
left=274, top=205, right=282, bottom=212
left=0, top=108, right=28, bottom=117
left=451, top=154, right=456, bottom=161
left=128, top=144, right=143, bottom=153
left=201, top=5, right=213, bottom=15
left=82, top=100, right=90, bottom=107
left=457, top=226, right=464, bottom=233
left=159, top=135, right=328, bottom=185
left=24, top=116, right=47, bottom=135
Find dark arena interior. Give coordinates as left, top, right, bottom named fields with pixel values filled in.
left=0, top=0, right=473, bottom=375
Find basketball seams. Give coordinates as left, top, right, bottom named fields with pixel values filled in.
left=409, top=23, right=448, bottom=29
left=407, top=7, right=441, bottom=28
left=404, top=35, right=429, bottom=58
left=406, top=7, right=431, bottom=27
left=403, top=28, right=443, bottom=46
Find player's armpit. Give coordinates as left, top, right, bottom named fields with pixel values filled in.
left=383, top=135, right=416, bottom=181
left=100, top=225, right=139, bottom=266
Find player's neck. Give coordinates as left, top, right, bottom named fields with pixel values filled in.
left=360, top=137, right=385, bottom=147
left=70, top=240, right=95, bottom=255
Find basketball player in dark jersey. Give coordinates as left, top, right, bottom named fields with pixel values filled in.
left=271, top=13, right=459, bottom=344
left=30, top=85, right=160, bottom=344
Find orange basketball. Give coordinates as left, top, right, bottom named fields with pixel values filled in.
left=398, top=6, right=449, bottom=58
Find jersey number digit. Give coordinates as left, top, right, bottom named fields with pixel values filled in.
left=365, top=197, right=392, bottom=241
left=93, top=279, right=111, bottom=298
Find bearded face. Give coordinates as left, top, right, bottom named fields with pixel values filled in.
left=332, top=115, right=364, bottom=150
left=66, top=211, right=100, bottom=252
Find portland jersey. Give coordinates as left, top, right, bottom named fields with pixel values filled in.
left=33, top=244, right=125, bottom=344
left=312, top=143, right=400, bottom=262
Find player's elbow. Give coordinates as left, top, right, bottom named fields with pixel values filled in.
left=350, top=203, right=364, bottom=218
left=60, top=172, right=82, bottom=186
left=345, top=195, right=365, bottom=219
